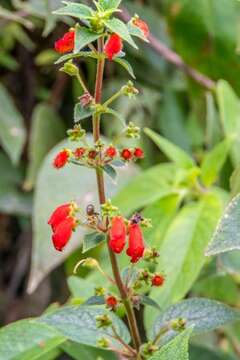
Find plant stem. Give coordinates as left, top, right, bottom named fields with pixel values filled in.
left=92, top=37, right=142, bottom=357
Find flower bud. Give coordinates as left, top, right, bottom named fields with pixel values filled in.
left=79, top=92, right=94, bottom=107
left=121, top=148, right=133, bottom=161
left=96, top=314, right=112, bottom=328
left=105, top=146, right=117, bottom=158
left=122, top=81, right=139, bottom=97
left=144, top=247, right=160, bottom=263
left=97, top=337, right=110, bottom=348
left=171, top=318, right=186, bottom=332
left=101, top=200, right=118, bottom=217
left=105, top=295, right=118, bottom=310
left=125, top=122, right=140, bottom=139
left=95, top=287, right=106, bottom=296
left=134, top=147, right=144, bottom=159
left=109, top=216, right=127, bottom=254
left=132, top=16, right=150, bottom=38
left=55, top=31, right=75, bottom=54
left=67, top=125, right=86, bottom=142
left=151, top=274, right=165, bottom=287
left=53, top=149, right=71, bottom=169
left=104, top=34, right=123, bottom=60
left=74, top=147, right=86, bottom=159
left=60, top=61, right=79, bottom=76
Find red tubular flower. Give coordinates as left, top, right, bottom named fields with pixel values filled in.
left=52, top=216, right=76, bottom=251
left=134, top=147, right=144, bottom=159
left=53, top=150, right=70, bottom=169
left=121, top=148, right=133, bottom=161
left=74, top=147, right=86, bottom=159
left=48, top=203, right=71, bottom=232
left=133, top=18, right=149, bottom=38
left=109, top=216, right=127, bottom=254
left=55, top=31, right=75, bottom=54
left=105, top=146, right=117, bottom=158
left=105, top=295, right=118, bottom=310
left=127, top=223, right=145, bottom=263
left=152, top=274, right=165, bottom=287
left=104, top=34, right=123, bottom=60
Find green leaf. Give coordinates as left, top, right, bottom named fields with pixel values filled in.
left=151, top=298, right=240, bottom=341
left=102, top=164, right=117, bottom=181
left=39, top=305, right=130, bottom=349
left=0, top=83, right=26, bottom=164
left=0, top=319, right=65, bottom=360
left=113, top=57, right=136, bottom=78
left=55, top=51, right=96, bottom=65
left=74, top=27, right=102, bottom=53
left=113, top=163, right=179, bottom=216
left=216, top=80, right=240, bottom=166
left=99, top=0, right=122, bottom=10
left=149, top=328, right=193, bottom=360
left=144, top=128, right=195, bottom=169
left=61, top=341, right=117, bottom=360
left=104, top=18, right=138, bottom=49
left=140, top=295, right=162, bottom=311
left=84, top=296, right=105, bottom=306
left=53, top=2, right=93, bottom=19
left=230, top=166, right=240, bottom=197
left=189, top=345, right=235, bottom=360
left=0, top=187, right=32, bottom=216
left=201, top=138, right=232, bottom=187
left=74, top=103, right=94, bottom=122
left=24, top=103, right=65, bottom=190
left=219, top=251, right=240, bottom=275
left=83, top=232, right=106, bottom=253
left=28, top=137, right=138, bottom=293
left=206, top=194, right=240, bottom=256
left=147, top=193, right=223, bottom=313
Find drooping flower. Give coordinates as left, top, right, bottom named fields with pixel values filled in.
left=127, top=223, right=145, bottom=263
left=48, top=203, right=71, bottom=232
left=151, top=274, right=165, bottom=287
left=104, top=34, right=123, bottom=60
left=134, top=147, right=144, bottom=159
left=133, top=18, right=149, bottom=38
left=109, top=216, right=127, bottom=254
left=52, top=216, right=76, bottom=251
left=121, top=148, right=133, bottom=161
left=105, top=295, right=118, bottom=310
left=105, top=146, right=117, bottom=158
left=55, top=31, right=75, bottom=54
left=53, top=149, right=70, bottom=169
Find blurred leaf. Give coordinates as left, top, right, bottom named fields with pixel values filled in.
left=105, top=108, right=126, bottom=126
left=24, top=103, right=65, bottom=190
left=0, top=187, right=32, bottom=216
left=145, top=192, right=223, bottom=329
left=192, top=274, right=239, bottom=305
left=201, top=138, right=232, bottom=187
left=61, top=341, right=117, bottom=360
left=28, top=137, right=138, bottom=293
left=67, top=276, right=96, bottom=300
left=230, top=166, right=240, bottom=197
left=113, top=163, right=179, bottom=216
left=189, top=345, right=235, bottom=360
left=219, top=250, right=240, bottom=275
left=140, top=295, right=162, bottom=311
left=216, top=80, right=240, bottom=166
left=206, top=194, right=240, bottom=256
left=39, top=305, right=130, bottom=348
left=0, top=319, right=65, bottom=360
left=144, top=128, right=195, bottom=168
left=74, top=27, right=102, bottom=53
left=83, top=232, right=106, bottom=253
left=143, top=194, right=181, bottom=248
left=35, top=50, right=59, bottom=66
left=0, top=83, right=26, bottom=164
left=149, top=328, right=193, bottom=360
left=206, top=92, right=221, bottom=148
left=151, top=298, right=240, bottom=342
left=104, top=18, right=137, bottom=48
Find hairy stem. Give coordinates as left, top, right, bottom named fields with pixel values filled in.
left=92, top=37, right=142, bottom=356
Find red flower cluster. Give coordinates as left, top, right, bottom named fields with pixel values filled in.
left=133, top=18, right=149, bottom=38
left=55, top=31, right=75, bottom=54
left=121, top=147, right=144, bottom=161
left=104, top=34, right=123, bottom=60
left=109, top=217, right=145, bottom=263
left=53, top=150, right=70, bottom=169
left=48, top=203, right=77, bottom=251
